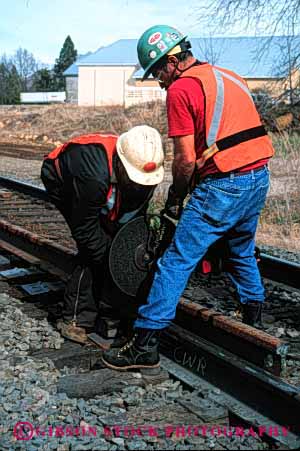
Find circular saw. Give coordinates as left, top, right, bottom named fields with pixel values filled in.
left=109, top=215, right=175, bottom=297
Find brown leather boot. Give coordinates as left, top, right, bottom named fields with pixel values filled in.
left=56, top=320, right=92, bottom=344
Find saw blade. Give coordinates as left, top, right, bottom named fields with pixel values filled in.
left=109, top=215, right=175, bottom=297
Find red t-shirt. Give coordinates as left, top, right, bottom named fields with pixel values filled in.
left=166, top=77, right=269, bottom=178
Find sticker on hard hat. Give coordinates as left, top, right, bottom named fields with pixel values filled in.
left=165, top=33, right=173, bottom=43
left=157, top=40, right=167, bottom=52
left=149, top=50, right=157, bottom=59
left=170, top=32, right=179, bottom=41
left=148, top=32, right=162, bottom=45
left=143, top=162, right=157, bottom=172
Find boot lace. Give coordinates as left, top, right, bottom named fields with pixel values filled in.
left=117, top=334, right=137, bottom=357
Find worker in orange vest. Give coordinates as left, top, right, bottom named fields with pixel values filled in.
left=102, top=25, right=275, bottom=371
left=41, top=125, right=164, bottom=345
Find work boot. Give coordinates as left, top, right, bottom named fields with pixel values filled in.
left=56, top=320, right=93, bottom=344
left=242, top=301, right=263, bottom=328
left=101, top=328, right=160, bottom=370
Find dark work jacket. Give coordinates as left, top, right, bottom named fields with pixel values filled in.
left=41, top=142, right=153, bottom=266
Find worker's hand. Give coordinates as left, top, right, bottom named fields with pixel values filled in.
left=164, top=185, right=184, bottom=220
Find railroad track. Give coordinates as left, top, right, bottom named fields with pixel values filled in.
left=0, top=142, right=50, bottom=160
left=0, top=175, right=300, bottom=449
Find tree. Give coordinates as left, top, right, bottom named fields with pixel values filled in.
left=52, top=35, right=77, bottom=91
left=274, top=37, right=299, bottom=104
left=7, top=65, right=22, bottom=104
left=12, top=47, right=39, bottom=91
left=32, top=68, right=53, bottom=92
left=0, top=63, right=10, bottom=104
left=197, top=0, right=300, bottom=98
left=0, top=56, right=21, bottom=104
left=197, top=35, right=224, bottom=65
left=198, top=0, right=300, bottom=37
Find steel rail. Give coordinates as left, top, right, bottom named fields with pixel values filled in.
left=0, top=176, right=48, bottom=201
left=259, top=253, right=300, bottom=289
left=0, top=176, right=298, bottom=374
left=0, top=211, right=289, bottom=375
left=161, top=325, right=300, bottom=435
left=176, top=299, right=288, bottom=376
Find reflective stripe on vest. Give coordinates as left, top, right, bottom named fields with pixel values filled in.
left=179, top=64, right=274, bottom=172
left=198, top=68, right=260, bottom=169
left=207, top=69, right=224, bottom=147
left=100, top=185, right=117, bottom=216
left=207, top=68, right=254, bottom=147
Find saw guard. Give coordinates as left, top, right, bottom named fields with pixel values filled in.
left=109, top=215, right=175, bottom=297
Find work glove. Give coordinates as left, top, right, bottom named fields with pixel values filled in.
left=164, top=185, right=184, bottom=220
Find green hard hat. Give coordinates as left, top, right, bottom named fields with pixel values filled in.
left=137, top=25, right=187, bottom=80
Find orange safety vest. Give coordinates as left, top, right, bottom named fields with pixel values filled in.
left=45, top=134, right=121, bottom=221
left=179, top=64, right=274, bottom=172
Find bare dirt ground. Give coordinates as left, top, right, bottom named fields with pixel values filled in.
left=0, top=104, right=299, bottom=252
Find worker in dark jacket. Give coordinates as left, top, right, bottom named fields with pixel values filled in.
left=101, top=25, right=274, bottom=371
left=41, top=125, right=164, bottom=344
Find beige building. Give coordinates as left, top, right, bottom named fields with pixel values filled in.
left=64, top=36, right=297, bottom=107
left=247, top=68, right=300, bottom=98
left=78, top=66, right=137, bottom=106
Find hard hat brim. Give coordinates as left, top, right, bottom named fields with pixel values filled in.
left=117, top=139, right=164, bottom=186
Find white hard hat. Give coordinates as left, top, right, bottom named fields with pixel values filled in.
left=116, top=125, right=164, bottom=185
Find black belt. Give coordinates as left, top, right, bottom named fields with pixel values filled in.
left=202, top=164, right=267, bottom=180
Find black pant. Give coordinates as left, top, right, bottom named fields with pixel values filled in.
left=41, top=156, right=139, bottom=335
left=64, top=258, right=138, bottom=336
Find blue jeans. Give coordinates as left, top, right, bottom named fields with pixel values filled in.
left=135, top=166, right=270, bottom=330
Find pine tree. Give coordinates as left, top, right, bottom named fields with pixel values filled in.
left=0, top=60, right=21, bottom=104
left=7, top=65, right=21, bottom=104
left=52, top=36, right=77, bottom=91
left=32, top=68, right=53, bottom=92
left=0, top=63, right=9, bottom=104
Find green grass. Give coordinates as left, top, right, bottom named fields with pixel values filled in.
left=261, top=196, right=300, bottom=226
left=271, top=131, right=300, bottom=158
